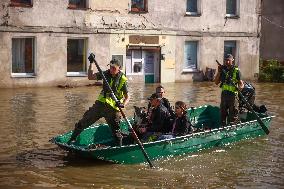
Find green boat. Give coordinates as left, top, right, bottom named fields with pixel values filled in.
left=51, top=105, right=274, bottom=164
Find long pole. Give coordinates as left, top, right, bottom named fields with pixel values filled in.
left=216, top=60, right=269, bottom=135
left=90, top=53, right=154, bottom=168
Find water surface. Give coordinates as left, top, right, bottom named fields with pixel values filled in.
left=0, top=82, right=283, bottom=188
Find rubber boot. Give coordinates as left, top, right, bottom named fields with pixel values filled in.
left=67, top=123, right=82, bottom=144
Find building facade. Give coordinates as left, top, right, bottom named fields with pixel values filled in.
left=0, top=0, right=261, bottom=88
left=260, top=0, right=284, bottom=62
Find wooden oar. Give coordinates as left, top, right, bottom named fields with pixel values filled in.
left=216, top=60, right=270, bottom=135
left=90, top=53, right=154, bottom=168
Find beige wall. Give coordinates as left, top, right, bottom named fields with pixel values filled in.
left=0, top=0, right=261, bottom=87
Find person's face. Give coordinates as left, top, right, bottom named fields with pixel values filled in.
left=110, top=65, right=120, bottom=75
left=225, top=58, right=234, bottom=67
left=156, top=88, right=165, bottom=98
left=175, top=106, right=183, bottom=117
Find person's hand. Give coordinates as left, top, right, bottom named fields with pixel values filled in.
left=116, top=101, right=124, bottom=108
left=218, top=64, right=223, bottom=72
left=88, top=53, right=95, bottom=63
left=139, top=127, right=147, bottom=133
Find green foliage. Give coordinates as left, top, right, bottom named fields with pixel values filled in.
left=259, top=59, right=284, bottom=82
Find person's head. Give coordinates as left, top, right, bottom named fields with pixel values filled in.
left=175, top=101, right=187, bottom=117
left=224, top=54, right=234, bottom=68
left=109, top=59, right=121, bottom=75
left=148, top=93, right=161, bottom=108
left=156, top=85, right=165, bottom=98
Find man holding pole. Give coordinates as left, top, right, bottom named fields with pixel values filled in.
left=67, top=56, right=129, bottom=144
left=214, top=54, right=244, bottom=126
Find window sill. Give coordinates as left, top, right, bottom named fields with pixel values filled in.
left=66, top=72, right=87, bottom=77
left=11, top=73, right=36, bottom=78
left=182, top=69, right=199, bottom=73
left=68, top=6, right=88, bottom=10
left=225, top=14, right=239, bottom=19
left=129, top=10, right=148, bottom=14
left=184, top=13, right=201, bottom=17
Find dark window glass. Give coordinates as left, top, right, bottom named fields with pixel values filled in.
left=67, top=39, right=87, bottom=72
left=186, top=0, right=198, bottom=13
left=68, top=0, right=86, bottom=9
left=12, top=38, right=34, bottom=74
left=10, top=0, right=32, bottom=7
left=226, top=0, right=237, bottom=15
left=131, top=0, right=147, bottom=12
left=224, top=41, right=236, bottom=58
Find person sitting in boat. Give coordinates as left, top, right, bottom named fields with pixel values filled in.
left=147, top=85, right=175, bottom=120
left=139, top=93, right=171, bottom=142
left=239, top=81, right=268, bottom=114
left=158, top=101, right=193, bottom=140
left=67, top=57, right=129, bottom=145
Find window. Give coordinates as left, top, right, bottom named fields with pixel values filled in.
left=10, top=0, right=32, bottom=7
left=224, top=40, right=238, bottom=63
left=186, top=0, right=201, bottom=15
left=184, top=41, right=198, bottom=70
left=67, top=39, right=87, bottom=76
left=12, top=38, right=35, bottom=77
left=226, top=0, right=239, bottom=17
left=126, top=49, right=144, bottom=74
left=131, top=0, right=147, bottom=13
left=68, top=0, right=87, bottom=9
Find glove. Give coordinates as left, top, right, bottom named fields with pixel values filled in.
left=116, top=101, right=124, bottom=108
left=88, top=53, right=95, bottom=63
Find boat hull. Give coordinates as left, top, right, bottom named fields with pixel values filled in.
left=52, top=105, right=274, bottom=164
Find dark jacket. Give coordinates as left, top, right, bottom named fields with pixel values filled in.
left=148, top=104, right=171, bottom=133
left=171, top=114, right=192, bottom=136
left=147, top=97, right=174, bottom=117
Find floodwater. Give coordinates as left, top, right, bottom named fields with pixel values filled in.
left=0, top=82, right=283, bottom=188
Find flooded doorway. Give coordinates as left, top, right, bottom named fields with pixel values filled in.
left=126, top=46, right=160, bottom=83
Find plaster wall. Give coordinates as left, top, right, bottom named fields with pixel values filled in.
left=0, top=0, right=261, bottom=87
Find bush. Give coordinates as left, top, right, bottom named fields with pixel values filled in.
left=259, top=59, right=284, bottom=82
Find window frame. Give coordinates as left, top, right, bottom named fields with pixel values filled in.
left=226, top=0, right=240, bottom=18
left=11, top=37, right=36, bottom=78
left=66, top=38, right=88, bottom=77
left=10, top=0, right=33, bottom=7
left=185, top=0, right=202, bottom=16
left=68, top=0, right=88, bottom=10
left=130, top=0, right=148, bottom=13
left=183, top=41, right=199, bottom=72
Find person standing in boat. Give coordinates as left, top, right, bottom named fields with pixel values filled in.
left=139, top=93, right=171, bottom=141
left=214, top=54, right=244, bottom=126
left=67, top=58, right=130, bottom=144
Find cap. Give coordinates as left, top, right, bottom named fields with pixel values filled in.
left=147, top=93, right=161, bottom=100
left=110, top=59, right=121, bottom=67
left=225, top=54, right=234, bottom=60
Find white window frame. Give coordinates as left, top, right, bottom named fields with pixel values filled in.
left=66, top=38, right=88, bottom=77
left=185, top=0, right=201, bottom=16
left=11, top=37, right=36, bottom=78
left=226, top=0, right=240, bottom=17
left=183, top=41, right=199, bottom=72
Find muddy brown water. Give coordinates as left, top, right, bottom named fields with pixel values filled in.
left=0, top=82, right=283, bottom=188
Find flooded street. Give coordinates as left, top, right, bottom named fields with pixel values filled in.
left=0, top=82, right=283, bottom=188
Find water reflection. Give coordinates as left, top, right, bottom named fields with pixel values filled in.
left=0, top=82, right=283, bottom=188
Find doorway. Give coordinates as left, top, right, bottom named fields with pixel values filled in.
left=126, top=46, right=161, bottom=83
